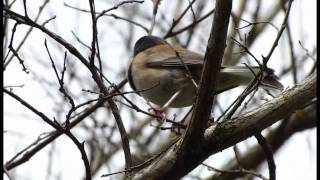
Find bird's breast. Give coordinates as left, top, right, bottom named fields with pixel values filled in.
left=130, top=56, right=195, bottom=107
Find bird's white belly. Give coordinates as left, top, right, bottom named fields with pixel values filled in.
left=132, top=66, right=195, bottom=107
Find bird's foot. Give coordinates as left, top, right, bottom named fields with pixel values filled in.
left=148, top=107, right=167, bottom=124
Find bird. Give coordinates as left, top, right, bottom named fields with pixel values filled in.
left=127, top=35, right=283, bottom=110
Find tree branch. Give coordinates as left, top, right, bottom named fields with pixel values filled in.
left=133, top=0, right=234, bottom=179
left=209, top=103, right=316, bottom=180
left=132, top=73, right=316, bottom=179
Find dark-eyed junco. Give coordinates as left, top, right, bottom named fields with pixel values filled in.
left=128, top=36, right=283, bottom=109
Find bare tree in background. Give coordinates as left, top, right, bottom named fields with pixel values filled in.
left=3, top=0, right=316, bottom=180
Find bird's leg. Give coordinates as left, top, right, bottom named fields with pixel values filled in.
left=149, top=90, right=182, bottom=124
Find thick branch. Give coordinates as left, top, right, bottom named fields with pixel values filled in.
left=133, top=73, right=316, bottom=179
left=186, top=0, right=233, bottom=146
left=133, top=0, right=234, bottom=179
left=209, top=104, right=317, bottom=180
left=204, top=73, right=316, bottom=147
left=160, top=0, right=233, bottom=179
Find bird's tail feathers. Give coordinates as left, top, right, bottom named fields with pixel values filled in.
left=221, top=66, right=283, bottom=90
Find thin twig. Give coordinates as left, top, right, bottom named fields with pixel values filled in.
left=164, top=8, right=215, bottom=38
left=283, top=7, right=297, bottom=84
left=202, top=163, right=269, bottom=180
left=231, top=36, right=262, bottom=68
left=262, top=0, right=294, bottom=66
left=3, top=89, right=92, bottom=180
left=298, top=41, right=316, bottom=61
left=64, top=1, right=148, bottom=32
left=23, top=0, right=28, bottom=17
left=255, top=133, right=276, bottom=180
left=44, top=39, right=75, bottom=111
left=6, top=23, right=29, bottom=73
left=3, top=0, right=50, bottom=69
left=236, top=19, right=279, bottom=32
left=71, top=30, right=92, bottom=50
left=164, top=0, right=197, bottom=37
left=89, top=0, right=97, bottom=67
left=3, top=166, right=13, bottom=180
left=106, top=13, right=149, bottom=33
left=101, top=137, right=179, bottom=178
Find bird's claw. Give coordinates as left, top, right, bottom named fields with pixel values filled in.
left=148, top=107, right=167, bottom=124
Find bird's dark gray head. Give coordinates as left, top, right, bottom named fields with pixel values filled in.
left=133, top=36, right=167, bottom=56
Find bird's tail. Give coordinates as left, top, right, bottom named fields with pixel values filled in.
left=220, top=66, right=284, bottom=90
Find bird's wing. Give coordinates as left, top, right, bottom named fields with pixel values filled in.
left=147, top=57, right=204, bottom=67
left=146, top=45, right=204, bottom=68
